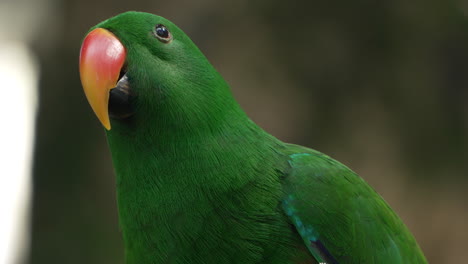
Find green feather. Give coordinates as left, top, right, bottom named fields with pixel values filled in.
left=83, top=11, right=427, bottom=264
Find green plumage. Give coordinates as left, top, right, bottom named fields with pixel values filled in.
left=86, top=11, right=427, bottom=264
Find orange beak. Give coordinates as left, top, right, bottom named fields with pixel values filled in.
left=79, top=28, right=126, bottom=130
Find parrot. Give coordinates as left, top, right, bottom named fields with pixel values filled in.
left=79, top=11, right=427, bottom=264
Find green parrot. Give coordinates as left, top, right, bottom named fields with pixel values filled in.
left=79, top=11, right=427, bottom=264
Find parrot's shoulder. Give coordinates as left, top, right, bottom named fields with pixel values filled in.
left=277, top=144, right=427, bottom=264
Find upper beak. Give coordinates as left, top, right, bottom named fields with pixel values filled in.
left=79, top=28, right=126, bottom=130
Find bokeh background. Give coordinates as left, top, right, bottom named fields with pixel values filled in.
left=4, top=0, right=467, bottom=263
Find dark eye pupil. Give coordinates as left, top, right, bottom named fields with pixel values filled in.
left=156, top=25, right=169, bottom=38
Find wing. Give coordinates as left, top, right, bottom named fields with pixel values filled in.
left=280, top=144, right=427, bottom=264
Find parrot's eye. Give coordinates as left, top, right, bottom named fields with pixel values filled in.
left=154, top=24, right=172, bottom=43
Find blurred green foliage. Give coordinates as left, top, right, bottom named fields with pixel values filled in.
left=31, top=0, right=467, bottom=263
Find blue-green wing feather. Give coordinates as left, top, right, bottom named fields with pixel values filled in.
left=280, top=144, right=426, bottom=264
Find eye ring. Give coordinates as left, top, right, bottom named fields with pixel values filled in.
left=153, top=24, right=172, bottom=43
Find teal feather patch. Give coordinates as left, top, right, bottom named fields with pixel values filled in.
left=284, top=153, right=340, bottom=264
left=289, top=153, right=312, bottom=162
left=282, top=194, right=318, bottom=242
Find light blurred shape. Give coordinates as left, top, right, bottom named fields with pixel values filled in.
left=0, top=43, right=38, bottom=264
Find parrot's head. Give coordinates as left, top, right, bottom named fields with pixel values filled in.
left=79, top=11, right=237, bottom=135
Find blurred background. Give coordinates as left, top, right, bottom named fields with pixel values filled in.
left=1, top=0, right=467, bottom=263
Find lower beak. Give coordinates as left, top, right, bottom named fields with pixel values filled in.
left=79, top=28, right=126, bottom=130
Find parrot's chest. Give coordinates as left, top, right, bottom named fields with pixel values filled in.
left=115, top=170, right=310, bottom=264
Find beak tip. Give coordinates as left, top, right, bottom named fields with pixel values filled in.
left=101, top=118, right=111, bottom=130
